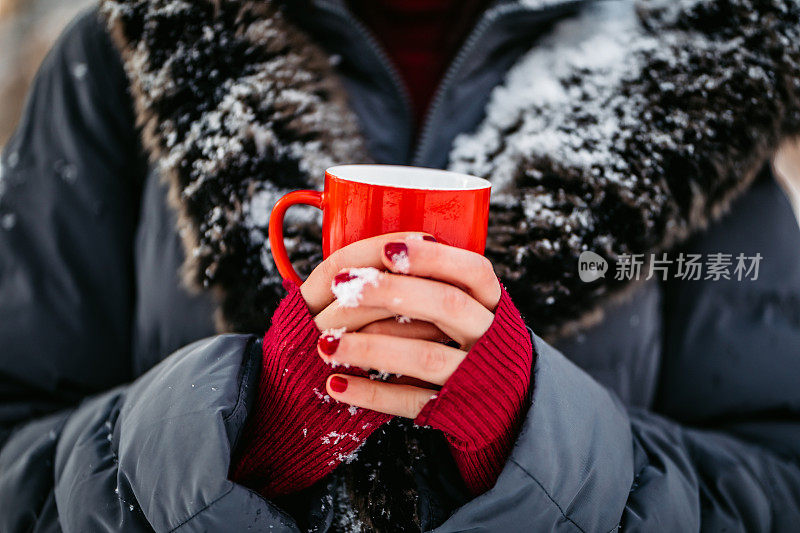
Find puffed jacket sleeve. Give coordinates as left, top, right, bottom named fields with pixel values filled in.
left=434, top=333, right=800, bottom=532
left=0, top=11, right=303, bottom=532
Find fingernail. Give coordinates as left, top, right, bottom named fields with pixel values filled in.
left=318, top=334, right=340, bottom=355
left=329, top=375, right=348, bottom=393
left=334, top=272, right=356, bottom=285
left=384, top=242, right=408, bottom=261
left=384, top=242, right=410, bottom=273
left=422, top=235, right=437, bottom=242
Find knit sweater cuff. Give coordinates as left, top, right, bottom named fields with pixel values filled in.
left=230, top=280, right=392, bottom=498
left=415, top=285, right=534, bottom=494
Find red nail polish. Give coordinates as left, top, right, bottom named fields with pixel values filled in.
left=384, top=242, right=408, bottom=262
left=334, top=272, right=356, bottom=285
left=318, top=335, right=340, bottom=355
left=329, top=375, right=348, bottom=393
left=422, top=235, right=437, bottom=242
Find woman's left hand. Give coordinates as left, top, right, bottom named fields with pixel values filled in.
left=318, top=237, right=503, bottom=418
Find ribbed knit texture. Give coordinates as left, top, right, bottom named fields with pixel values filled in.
left=231, top=282, right=532, bottom=498
left=415, top=286, right=534, bottom=494
left=229, top=280, right=392, bottom=498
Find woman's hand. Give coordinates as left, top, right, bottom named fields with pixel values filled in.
left=280, top=233, right=532, bottom=496
left=233, top=232, right=527, bottom=497
left=301, top=232, right=461, bottom=342
left=310, top=236, right=504, bottom=418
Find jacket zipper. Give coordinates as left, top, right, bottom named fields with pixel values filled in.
left=412, top=0, right=586, bottom=166
left=315, top=1, right=415, bottom=160
left=317, top=0, right=583, bottom=167
left=411, top=2, right=512, bottom=166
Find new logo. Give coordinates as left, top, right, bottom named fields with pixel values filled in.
left=578, top=251, right=608, bottom=282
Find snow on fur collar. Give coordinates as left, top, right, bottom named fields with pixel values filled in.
left=99, top=0, right=800, bottom=338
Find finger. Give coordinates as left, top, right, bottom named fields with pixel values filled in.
left=326, top=374, right=437, bottom=419
left=389, top=375, right=439, bottom=389
left=341, top=271, right=494, bottom=347
left=315, top=299, right=450, bottom=342
left=314, top=300, right=396, bottom=332
left=381, top=238, right=501, bottom=310
left=300, top=232, right=434, bottom=314
left=358, top=318, right=449, bottom=343
left=318, top=333, right=466, bottom=385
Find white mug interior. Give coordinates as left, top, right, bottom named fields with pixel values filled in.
left=326, top=164, right=491, bottom=191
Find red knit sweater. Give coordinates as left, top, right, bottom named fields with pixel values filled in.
left=231, top=280, right=533, bottom=496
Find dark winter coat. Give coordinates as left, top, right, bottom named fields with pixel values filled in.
left=1, top=0, right=800, bottom=531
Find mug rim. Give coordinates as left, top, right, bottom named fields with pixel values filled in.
left=325, top=164, right=491, bottom=191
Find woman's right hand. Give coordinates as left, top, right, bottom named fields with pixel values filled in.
left=301, top=232, right=449, bottom=343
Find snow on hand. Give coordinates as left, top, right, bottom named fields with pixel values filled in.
left=331, top=267, right=380, bottom=307
left=387, top=247, right=410, bottom=274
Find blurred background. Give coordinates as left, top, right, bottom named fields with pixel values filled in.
left=0, top=0, right=93, bottom=147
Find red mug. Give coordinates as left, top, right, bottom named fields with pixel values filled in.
left=269, top=164, right=492, bottom=284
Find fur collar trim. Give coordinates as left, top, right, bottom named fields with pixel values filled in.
left=99, top=0, right=800, bottom=338
left=101, top=0, right=370, bottom=332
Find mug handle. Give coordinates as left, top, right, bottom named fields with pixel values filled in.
left=268, top=190, right=323, bottom=285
